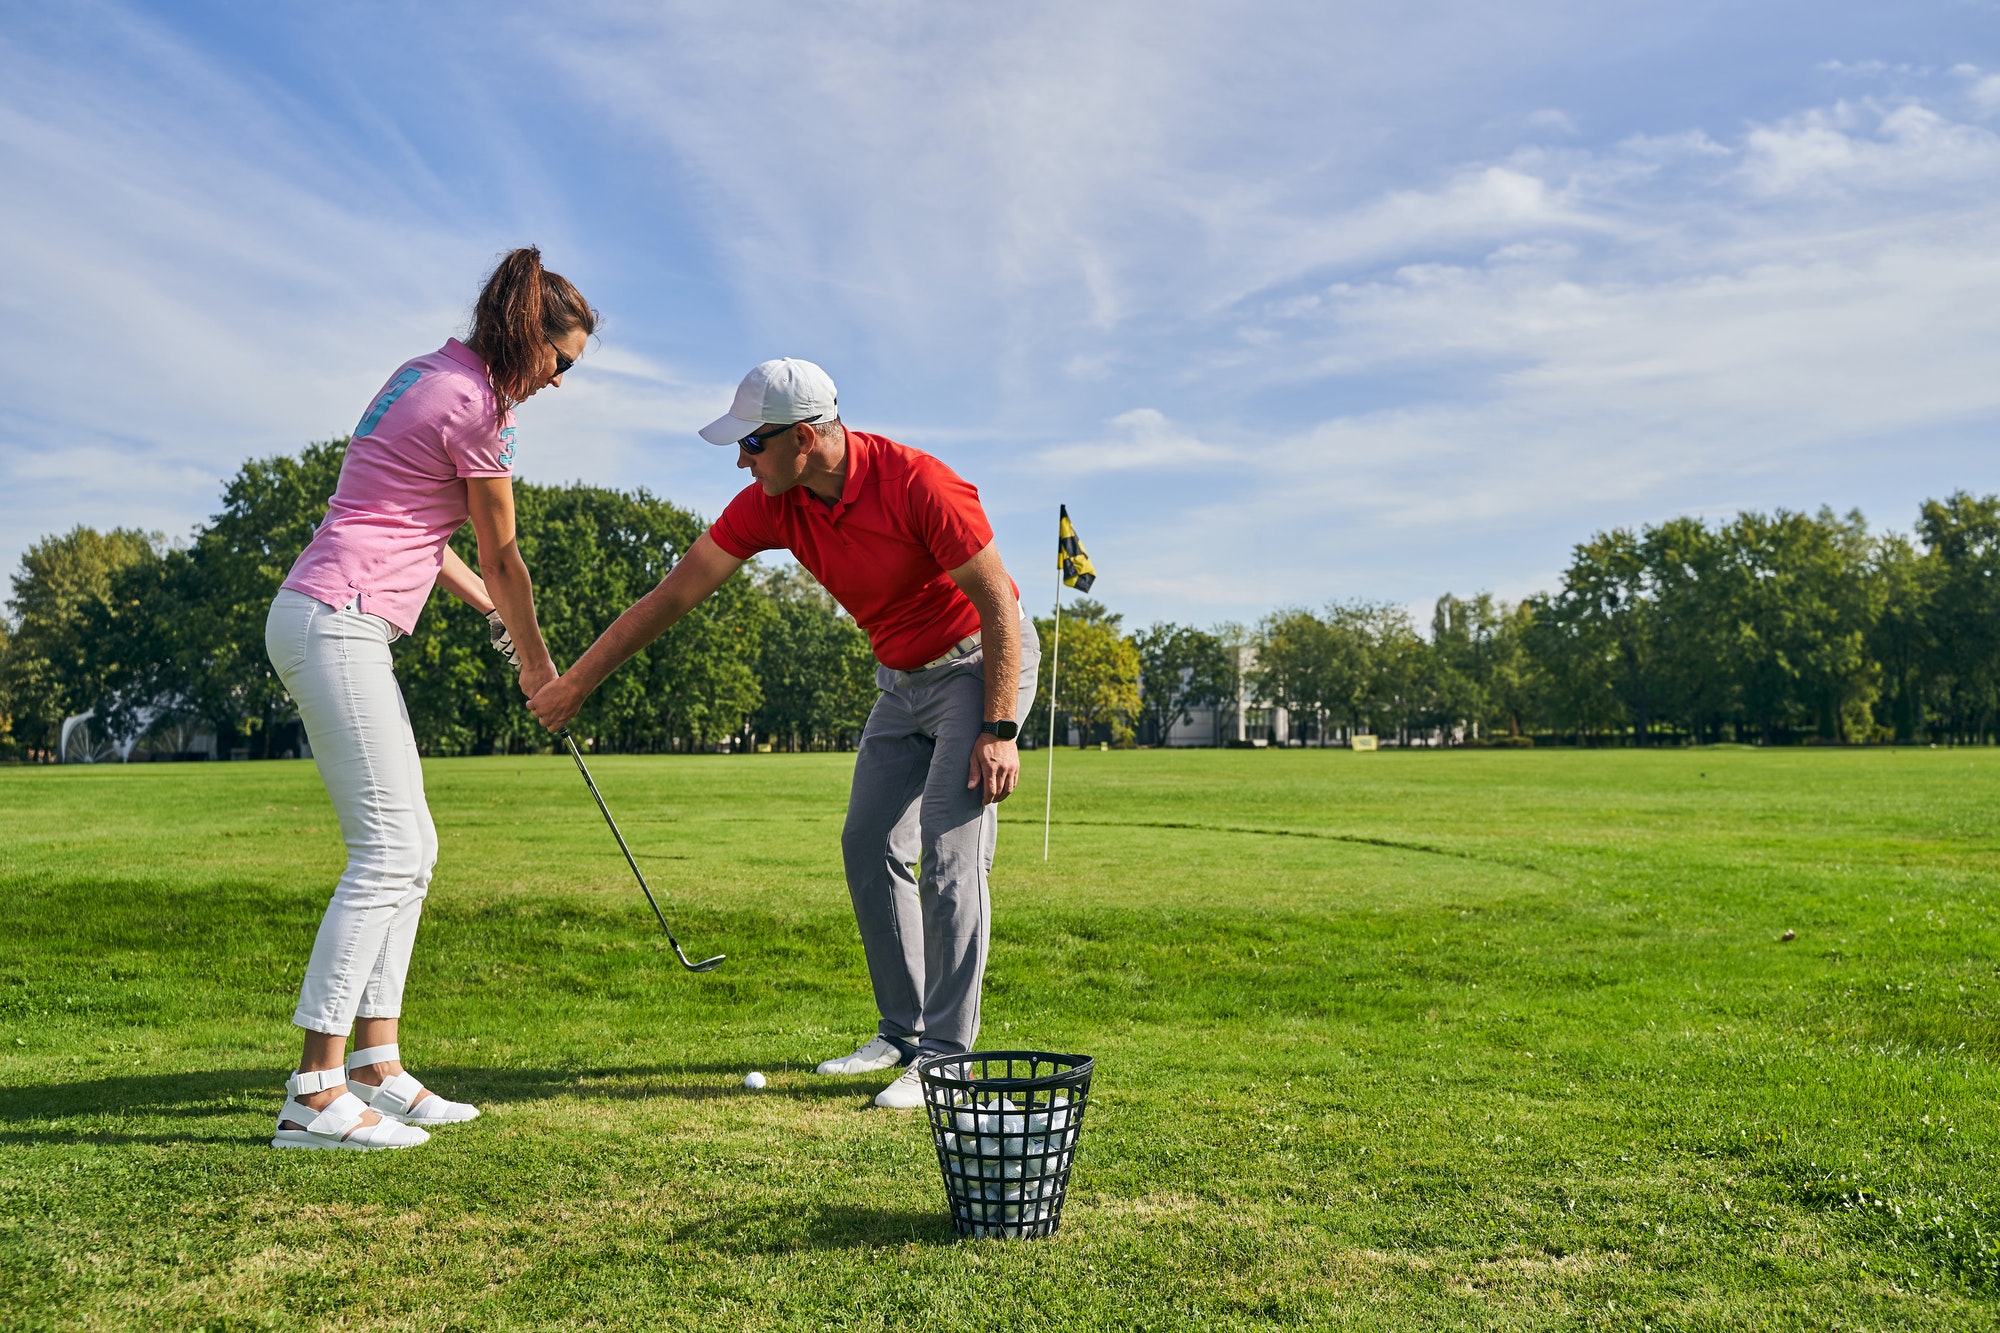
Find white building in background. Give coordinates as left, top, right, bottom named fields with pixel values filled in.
left=1147, top=643, right=1377, bottom=748
left=1054, top=643, right=1377, bottom=749
left=1150, top=643, right=1296, bottom=748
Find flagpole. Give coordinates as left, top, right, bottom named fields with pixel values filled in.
left=1043, top=530, right=1064, bottom=861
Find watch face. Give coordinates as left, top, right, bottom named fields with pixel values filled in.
left=995, top=720, right=1018, bottom=740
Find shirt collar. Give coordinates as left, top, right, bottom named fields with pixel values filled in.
left=791, top=429, right=872, bottom=520
left=441, top=338, right=487, bottom=375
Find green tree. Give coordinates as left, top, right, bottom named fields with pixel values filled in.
left=1362, top=604, right=1428, bottom=741
left=1643, top=516, right=1736, bottom=743
left=1133, top=622, right=1230, bottom=745
left=399, top=482, right=770, bottom=754
left=1714, top=508, right=1879, bottom=743
left=0, top=616, right=15, bottom=758
left=1429, top=593, right=1540, bottom=742
left=1248, top=603, right=1406, bottom=743
left=1253, top=609, right=1339, bottom=745
left=1034, top=599, right=1139, bottom=746
left=1210, top=620, right=1252, bottom=736
left=1868, top=534, right=1938, bottom=743
left=1532, top=529, right=1660, bottom=743
left=80, top=441, right=348, bottom=757
left=1915, top=492, right=2000, bottom=742
left=3, top=526, right=163, bottom=755
left=749, top=564, right=876, bottom=750
left=71, top=439, right=772, bottom=757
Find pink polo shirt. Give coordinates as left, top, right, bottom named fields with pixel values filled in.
left=283, top=339, right=516, bottom=634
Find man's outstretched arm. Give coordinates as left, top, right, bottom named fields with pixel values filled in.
left=527, top=531, right=746, bottom=731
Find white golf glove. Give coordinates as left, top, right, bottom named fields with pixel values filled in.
left=487, top=610, right=522, bottom=668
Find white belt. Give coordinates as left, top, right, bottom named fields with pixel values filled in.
left=919, top=632, right=982, bottom=672
left=915, top=610, right=1030, bottom=672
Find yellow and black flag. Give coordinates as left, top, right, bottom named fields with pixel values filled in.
left=1058, top=505, right=1096, bottom=592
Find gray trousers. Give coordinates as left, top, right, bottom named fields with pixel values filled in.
left=840, top=620, right=1041, bottom=1058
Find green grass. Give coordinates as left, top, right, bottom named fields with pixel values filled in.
left=4, top=747, right=2000, bottom=1330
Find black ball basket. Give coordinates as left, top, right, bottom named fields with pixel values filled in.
left=917, top=1050, right=1094, bottom=1240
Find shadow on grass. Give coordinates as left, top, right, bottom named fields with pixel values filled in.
left=0, top=1061, right=891, bottom=1141
left=788, top=1204, right=960, bottom=1251
left=670, top=1203, right=960, bottom=1252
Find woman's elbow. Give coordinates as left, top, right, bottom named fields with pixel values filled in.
left=479, top=545, right=525, bottom=581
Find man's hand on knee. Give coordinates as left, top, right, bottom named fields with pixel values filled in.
left=968, top=733, right=1019, bottom=805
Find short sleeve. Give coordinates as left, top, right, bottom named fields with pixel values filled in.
left=906, top=457, right=993, bottom=571
left=444, top=397, right=515, bottom=479
left=707, top=485, right=783, bottom=560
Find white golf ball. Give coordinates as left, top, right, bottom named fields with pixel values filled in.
left=743, top=1071, right=767, bottom=1090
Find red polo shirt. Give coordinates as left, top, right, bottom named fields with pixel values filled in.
left=707, top=431, right=1014, bottom=670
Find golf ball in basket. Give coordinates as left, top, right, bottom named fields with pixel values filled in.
left=743, top=1071, right=767, bottom=1090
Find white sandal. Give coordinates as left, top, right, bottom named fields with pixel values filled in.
left=346, top=1044, right=480, bottom=1126
left=272, top=1066, right=430, bottom=1151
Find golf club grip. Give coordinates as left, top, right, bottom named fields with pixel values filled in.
left=559, top=729, right=678, bottom=941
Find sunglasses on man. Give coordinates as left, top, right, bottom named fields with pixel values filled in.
left=738, top=418, right=821, bottom=454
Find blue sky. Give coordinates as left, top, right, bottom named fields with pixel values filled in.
left=3, top=1, right=1998, bottom=627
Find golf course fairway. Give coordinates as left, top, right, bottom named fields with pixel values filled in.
left=3, top=746, right=1998, bottom=1329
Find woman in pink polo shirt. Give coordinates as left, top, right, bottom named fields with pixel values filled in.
left=263, top=247, right=594, bottom=1151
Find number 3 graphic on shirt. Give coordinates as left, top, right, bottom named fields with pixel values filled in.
left=356, top=369, right=423, bottom=437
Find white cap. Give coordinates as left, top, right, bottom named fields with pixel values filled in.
left=698, top=358, right=839, bottom=446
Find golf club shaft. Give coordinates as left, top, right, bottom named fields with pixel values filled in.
left=558, top=727, right=683, bottom=945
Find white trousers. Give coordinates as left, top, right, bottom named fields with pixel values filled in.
left=265, top=587, right=437, bottom=1036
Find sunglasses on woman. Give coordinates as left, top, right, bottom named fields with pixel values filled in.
left=548, top=342, right=576, bottom=379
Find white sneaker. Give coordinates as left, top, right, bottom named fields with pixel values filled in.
left=873, top=1064, right=925, bottom=1110
left=816, top=1035, right=912, bottom=1076
left=346, top=1044, right=480, bottom=1126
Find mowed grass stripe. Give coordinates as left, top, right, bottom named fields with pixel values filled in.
left=4, top=749, right=2000, bottom=1329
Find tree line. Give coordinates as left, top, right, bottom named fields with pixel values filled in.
left=4, top=438, right=1999, bottom=758
left=0, top=440, right=875, bottom=760
left=1124, top=498, right=2000, bottom=748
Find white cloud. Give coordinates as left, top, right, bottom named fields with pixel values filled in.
left=1740, top=101, right=2000, bottom=195
left=1250, top=166, right=1603, bottom=289
left=6, top=4, right=2000, bottom=627
left=528, top=0, right=1638, bottom=396
left=1967, top=73, right=2000, bottom=118
left=1031, top=408, right=1236, bottom=476
left=0, top=5, right=716, bottom=568
left=1058, top=93, right=2000, bottom=614
left=1615, top=129, right=1732, bottom=161
left=1820, top=60, right=1935, bottom=79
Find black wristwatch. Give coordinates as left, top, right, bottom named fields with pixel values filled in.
left=979, top=719, right=1019, bottom=741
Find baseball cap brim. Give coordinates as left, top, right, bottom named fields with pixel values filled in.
left=699, top=413, right=761, bottom=446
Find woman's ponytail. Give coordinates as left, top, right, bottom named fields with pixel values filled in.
left=466, top=246, right=599, bottom=427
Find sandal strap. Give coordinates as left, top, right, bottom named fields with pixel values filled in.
left=364, top=1070, right=428, bottom=1116
left=281, top=1091, right=371, bottom=1138
left=286, top=1066, right=348, bottom=1096
left=346, top=1043, right=400, bottom=1070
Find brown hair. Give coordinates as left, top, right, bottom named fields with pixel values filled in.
left=465, top=246, right=599, bottom=427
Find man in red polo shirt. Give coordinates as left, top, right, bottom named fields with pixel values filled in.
left=528, top=358, right=1039, bottom=1108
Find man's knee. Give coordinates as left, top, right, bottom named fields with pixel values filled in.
left=841, top=817, right=895, bottom=883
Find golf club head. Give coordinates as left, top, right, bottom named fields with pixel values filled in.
left=675, top=944, right=726, bottom=972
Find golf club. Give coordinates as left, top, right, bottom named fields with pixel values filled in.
left=558, top=727, right=725, bottom=973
